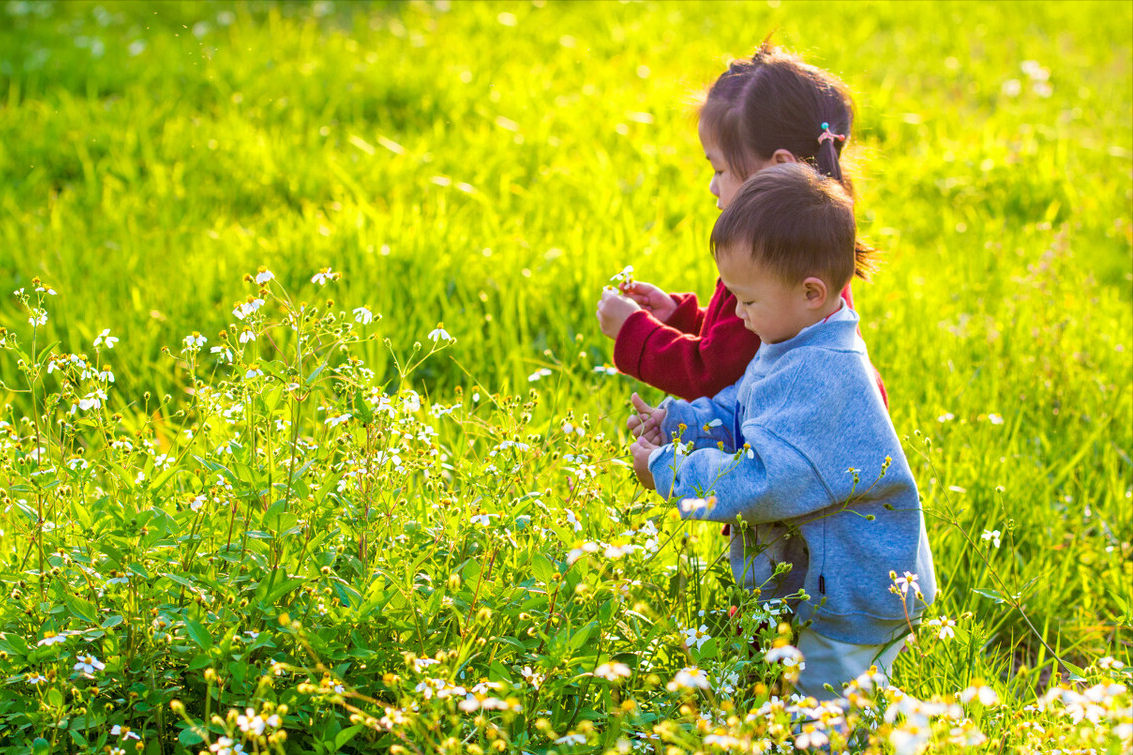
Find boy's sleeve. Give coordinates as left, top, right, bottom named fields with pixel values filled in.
left=613, top=304, right=760, bottom=401
left=648, top=425, right=833, bottom=526
left=840, top=282, right=888, bottom=410
left=657, top=383, right=739, bottom=451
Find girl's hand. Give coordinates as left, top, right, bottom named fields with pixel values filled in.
left=630, top=436, right=658, bottom=490
left=619, top=281, right=678, bottom=324
left=596, top=289, right=641, bottom=339
left=627, top=392, right=667, bottom=445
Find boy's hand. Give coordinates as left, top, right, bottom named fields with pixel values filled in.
left=630, top=436, right=658, bottom=490
left=596, top=289, right=641, bottom=340
left=620, top=281, right=678, bottom=324
left=627, top=392, right=667, bottom=445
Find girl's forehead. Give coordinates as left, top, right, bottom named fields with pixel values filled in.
left=697, top=117, right=717, bottom=144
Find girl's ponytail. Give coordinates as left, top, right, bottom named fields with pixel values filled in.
left=815, top=121, right=846, bottom=186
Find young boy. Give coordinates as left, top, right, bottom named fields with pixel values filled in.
left=628, top=163, right=936, bottom=700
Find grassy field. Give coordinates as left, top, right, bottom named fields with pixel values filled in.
left=0, top=0, right=1130, bottom=752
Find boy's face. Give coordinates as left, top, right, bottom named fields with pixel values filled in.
left=716, top=246, right=816, bottom=345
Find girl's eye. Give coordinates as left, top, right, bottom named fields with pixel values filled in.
left=714, top=170, right=724, bottom=176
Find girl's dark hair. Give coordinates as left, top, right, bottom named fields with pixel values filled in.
left=700, top=39, right=855, bottom=195
left=710, top=164, right=877, bottom=289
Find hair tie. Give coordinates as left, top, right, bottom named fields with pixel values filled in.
left=818, top=121, right=846, bottom=145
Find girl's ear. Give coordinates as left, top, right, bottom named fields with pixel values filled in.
left=771, top=149, right=799, bottom=165
left=801, top=277, right=829, bottom=309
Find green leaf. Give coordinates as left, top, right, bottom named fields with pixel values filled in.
left=531, top=553, right=555, bottom=585
left=188, top=654, right=213, bottom=671
left=568, top=622, right=596, bottom=652
left=972, top=587, right=1006, bottom=604
left=64, top=593, right=98, bottom=624
left=35, top=340, right=60, bottom=365
left=178, top=726, right=206, bottom=746
left=332, top=581, right=363, bottom=609
left=160, top=572, right=198, bottom=591
left=101, top=614, right=124, bottom=629
left=335, top=724, right=365, bottom=748
left=255, top=574, right=307, bottom=607
left=184, top=619, right=213, bottom=651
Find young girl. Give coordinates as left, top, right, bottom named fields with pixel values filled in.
left=596, top=41, right=887, bottom=407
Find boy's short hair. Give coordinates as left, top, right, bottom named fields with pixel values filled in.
left=710, top=163, right=872, bottom=290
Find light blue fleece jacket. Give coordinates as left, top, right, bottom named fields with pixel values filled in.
left=648, top=309, right=936, bottom=646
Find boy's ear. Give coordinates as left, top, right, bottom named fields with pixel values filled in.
left=801, top=277, right=829, bottom=309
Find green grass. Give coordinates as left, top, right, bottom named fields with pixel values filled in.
left=0, top=1, right=1130, bottom=752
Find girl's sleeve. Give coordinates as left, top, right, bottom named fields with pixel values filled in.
left=665, top=292, right=707, bottom=334
left=613, top=295, right=760, bottom=402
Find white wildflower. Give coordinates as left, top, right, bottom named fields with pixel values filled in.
left=73, top=654, right=106, bottom=676
left=981, top=529, right=1001, bottom=548
left=427, top=324, right=453, bottom=342
left=94, top=329, right=118, bottom=349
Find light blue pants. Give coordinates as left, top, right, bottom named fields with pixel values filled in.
left=794, top=629, right=906, bottom=700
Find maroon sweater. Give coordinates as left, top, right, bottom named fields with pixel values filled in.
left=613, top=279, right=888, bottom=406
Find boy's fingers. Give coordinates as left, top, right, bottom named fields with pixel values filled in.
left=630, top=392, right=653, bottom=414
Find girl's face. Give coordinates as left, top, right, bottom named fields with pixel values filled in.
left=698, top=119, right=772, bottom=211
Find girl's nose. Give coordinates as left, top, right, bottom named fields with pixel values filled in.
left=709, top=173, right=720, bottom=198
